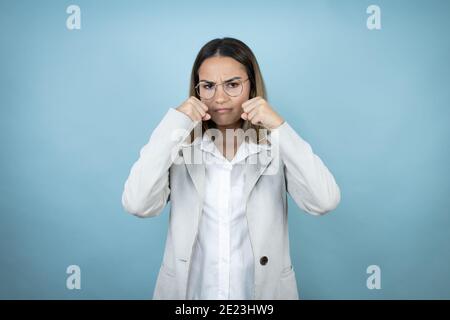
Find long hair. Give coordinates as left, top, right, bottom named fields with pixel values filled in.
left=187, top=37, right=268, bottom=145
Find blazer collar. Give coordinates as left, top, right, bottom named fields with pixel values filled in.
left=199, top=129, right=270, bottom=164
left=180, top=124, right=273, bottom=203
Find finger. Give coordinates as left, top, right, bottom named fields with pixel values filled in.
left=192, top=102, right=211, bottom=121
left=242, top=96, right=261, bottom=109
left=191, top=101, right=207, bottom=118
left=241, top=97, right=258, bottom=111
left=250, top=114, right=262, bottom=126
left=189, top=104, right=204, bottom=121
left=242, top=97, right=262, bottom=107
left=190, top=96, right=208, bottom=112
left=241, top=112, right=248, bottom=120
left=247, top=107, right=259, bottom=121
left=242, top=98, right=261, bottom=113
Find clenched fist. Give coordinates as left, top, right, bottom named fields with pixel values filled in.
left=176, top=96, right=211, bottom=122
left=241, top=97, right=285, bottom=130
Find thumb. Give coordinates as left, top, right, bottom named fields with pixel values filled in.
left=241, top=112, right=248, bottom=120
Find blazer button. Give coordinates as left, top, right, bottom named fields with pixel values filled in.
left=260, top=256, right=268, bottom=265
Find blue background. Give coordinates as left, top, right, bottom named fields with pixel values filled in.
left=1, top=0, right=449, bottom=299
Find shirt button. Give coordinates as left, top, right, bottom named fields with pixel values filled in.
left=260, top=256, right=268, bottom=265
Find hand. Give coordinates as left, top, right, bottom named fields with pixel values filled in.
left=176, top=96, right=211, bottom=122
left=241, top=97, right=284, bottom=129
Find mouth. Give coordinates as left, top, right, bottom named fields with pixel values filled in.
left=214, top=108, right=233, bottom=114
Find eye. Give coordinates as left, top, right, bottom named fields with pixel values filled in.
left=226, top=81, right=240, bottom=88
left=201, top=83, right=213, bottom=90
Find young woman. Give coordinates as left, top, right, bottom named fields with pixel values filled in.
left=122, top=38, right=341, bottom=300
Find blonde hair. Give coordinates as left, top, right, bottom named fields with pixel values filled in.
left=187, top=37, right=269, bottom=145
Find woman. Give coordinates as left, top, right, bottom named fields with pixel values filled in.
left=122, top=37, right=341, bottom=300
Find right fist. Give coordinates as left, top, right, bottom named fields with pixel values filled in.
left=176, top=96, right=211, bottom=122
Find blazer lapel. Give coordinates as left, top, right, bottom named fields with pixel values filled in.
left=182, top=142, right=205, bottom=203
left=181, top=136, right=273, bottom=203
left=242, top=147, right=273, bottom=202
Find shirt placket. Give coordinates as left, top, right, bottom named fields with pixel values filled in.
left=217, top=162, right=232, bottom=299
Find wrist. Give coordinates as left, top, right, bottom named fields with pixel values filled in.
left=269, top=117, right=285, bottom=130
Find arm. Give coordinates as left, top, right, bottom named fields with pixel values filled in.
left=121, top=108, right=195, bottom=218
left=274, top=121, right=341, bottom=215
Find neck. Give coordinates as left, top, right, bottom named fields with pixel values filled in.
left=216, top=119, right=243, bottom=136
left=217, top=119, right=244, bottom=142
left=215, top=119, right=244, bottom=156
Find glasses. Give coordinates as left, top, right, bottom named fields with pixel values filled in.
left=195, top=78, right=249, bottom=100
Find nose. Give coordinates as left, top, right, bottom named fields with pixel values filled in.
left=214, top=83, right=229, bottom=104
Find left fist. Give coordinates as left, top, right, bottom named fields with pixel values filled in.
left=241, top=97, right=285, bottom=130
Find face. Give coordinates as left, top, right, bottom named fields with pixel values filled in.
left=197, top=56, right=251, bottom=128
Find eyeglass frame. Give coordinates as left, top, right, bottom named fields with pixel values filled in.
left=195, top=77, right=250, bottom=100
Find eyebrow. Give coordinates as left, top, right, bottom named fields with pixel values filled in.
left=198, top=76, right=242, bottom=84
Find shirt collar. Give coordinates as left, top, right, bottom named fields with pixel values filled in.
left=200, top=130, right=270, bottom=164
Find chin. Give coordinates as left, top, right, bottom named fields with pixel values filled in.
left=212, top=116, right=241, bottom=127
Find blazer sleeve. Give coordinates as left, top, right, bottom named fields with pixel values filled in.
left=121, top=108, right=195, bottom=218
left=274, top=121, right=341, bottom=215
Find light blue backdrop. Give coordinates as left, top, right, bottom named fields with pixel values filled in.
left=1, top=0, right=449, bottom=299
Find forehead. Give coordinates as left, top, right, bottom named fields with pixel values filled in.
left=198, top=56, right=247, bottom=81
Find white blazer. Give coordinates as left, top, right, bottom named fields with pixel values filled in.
left=122, top=108, right=341, bottom=299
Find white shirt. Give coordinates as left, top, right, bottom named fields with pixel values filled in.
left=186, top=131, right=265, bottom=300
